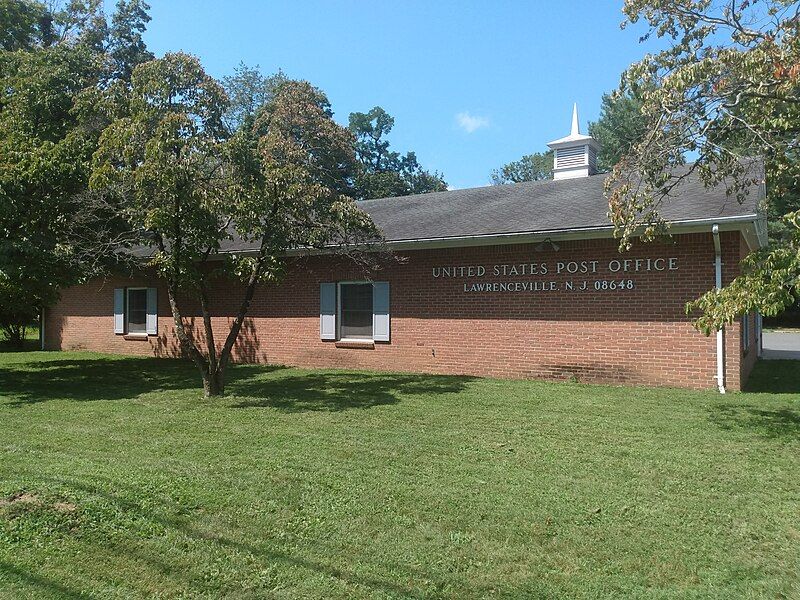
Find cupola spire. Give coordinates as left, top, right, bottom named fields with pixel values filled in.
left=547, top=103, right=600, bottom=180
left=570, top=102, right=580, bottom=136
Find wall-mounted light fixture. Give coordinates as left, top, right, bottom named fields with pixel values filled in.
left=535, top=238, right=560, bottom=252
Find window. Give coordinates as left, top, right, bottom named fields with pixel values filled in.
left=339, top=283, right=374, bottom=340
left=114, top=287, right=157, bottom=336
left=127, top=288, right=148, bottom=334
left=320, top=282, right=389, bottom=342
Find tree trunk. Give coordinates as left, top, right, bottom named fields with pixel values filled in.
left=202, top=367, right=225, bottom=397
left=216, top=249, right=266, bottom=393
left=3, top=325, right=24, bottom=349
left=165, top=278, right=214, bottom=392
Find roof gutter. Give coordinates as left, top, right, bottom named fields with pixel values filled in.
left=257, top=214, right=760, bottom=258
left=371, top=214, right=762, bottom=251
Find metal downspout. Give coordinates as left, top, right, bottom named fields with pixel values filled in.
left=712, top=224, right=726, bottom=393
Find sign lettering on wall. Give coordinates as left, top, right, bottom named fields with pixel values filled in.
left=431, top=258, right=679, bottom=293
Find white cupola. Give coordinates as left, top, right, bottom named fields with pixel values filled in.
left=546, top=103, right=600, bottom=180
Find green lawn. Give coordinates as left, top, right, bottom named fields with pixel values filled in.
left=0, top=327, right=39, bottom=353
left=1, top=352, right=798, bottom=599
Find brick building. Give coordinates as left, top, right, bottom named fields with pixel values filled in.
left=44, top=111, right=767, bottom=391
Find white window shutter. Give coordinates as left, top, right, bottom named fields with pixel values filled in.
left=372, top=282, right=390, bottom=342
left=146, top=287, right=158, bottom=335
left=320, top=283, right=336, bottom=340
left=114, top=288, right=125, bottom=334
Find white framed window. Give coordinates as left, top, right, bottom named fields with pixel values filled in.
left=338, top=282, right=374, bottom=340
left=114, top=287, right=158, bottom=336
left=127, top=288, right=148, bottom=334
left=319, top=281, right=389, bottom=342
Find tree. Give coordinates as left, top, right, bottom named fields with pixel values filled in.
left=91, top=54, right=379, bottom=396
left=0, top=44, right=102, bottom=346
left=607, top=0, right=800, bottom=334
left=107, top=0, right=153, bottom=81
left=348, top=106, right=447, bottom=199
left=0, top=0, right=51, bottom=50
left=588, top=88, right=648, bottom=172
left=0, top=275, right=40, bottom=347
left=222, top=62, right=287, bottom=133
left=489, top=88, right=648, bottom=185
left=0, top=0, right=154, bottom=346
left=490, top=151, right=553, bottom=184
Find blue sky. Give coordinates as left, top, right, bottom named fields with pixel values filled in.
left=131, top=1, right=662, bottom=190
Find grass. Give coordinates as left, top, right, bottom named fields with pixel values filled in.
left=0, top=326, right=39, bottom=353
left=0, top=352, right=798, bottom=599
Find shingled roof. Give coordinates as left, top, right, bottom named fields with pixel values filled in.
left=212, top=161, right=765, bottom=254
left=358, top=165, right=764, bottom=245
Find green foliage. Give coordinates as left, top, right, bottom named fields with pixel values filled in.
left=490, top=151, right=553, bottom=185
left=0, top=0, right=154, bottom=352
left=1, top=351, right=799, bottom=597
left=0, top=43, right=102, bottom=334
left=91, top=52, right=230, bottom=287
left=107, top=0, right=153, bottom=81
left=221, top=62, right=287, bottom=133
left=0, top=278, right=38, bottom=347
left=688, top=211, right=800, bottom=335
left=588, top=88, right=648, bottom=172
left=609, top=0, right=800, bottom=331
left=240, top=80, right=377, bottom=249
left=0, top=0, right=50, bottom=50
left=349, top=106, right=395, bottom=171
left=348, top=106, right=447, bottom=199
left=92, top=57, right=378, bottom=395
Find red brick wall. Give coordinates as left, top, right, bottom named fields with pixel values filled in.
left=45, top=231, right=753, bottom=390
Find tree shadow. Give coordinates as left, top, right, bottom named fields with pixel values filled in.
left=7, top=473, right=428, bottom=599
left=0, top=356, right=280, bottom=407
left=227, top=370, right=475, bottom=412
left=745, top=359, right=800, bottom=394
left=1, top=354, right=474, bottom=413
left=0, top=559, right=86, bottom=599
left=0, top=339, right=39, bottom=353
left=0, top=357, right=199, bottom=406
left=709, top=403, right=800, bottom=439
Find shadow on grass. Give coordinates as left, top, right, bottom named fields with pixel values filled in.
left=0, top=339, right=40, bottom=353
left=227, top=370, right=474, bottom=412
left=0, top=560, right=85, bottom=599
left=707, top=361, right=800, bottom=439
left=709, top=403, right=800, bottom=439
left=0, top=354, right=474, bottom=412
left=0, top=356, right=215, bottom=406
left=4, top=473, right=428, bottom=599
left=745, top=359, right=800, bottom=394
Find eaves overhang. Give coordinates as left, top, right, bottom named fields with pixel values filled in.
left=209, top=213, right=765, bottom=258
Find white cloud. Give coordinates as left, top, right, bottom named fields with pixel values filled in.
left=455, top=111, right=489, bottom=133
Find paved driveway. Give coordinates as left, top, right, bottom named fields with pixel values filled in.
left=762, top=331, right=800, bottom=360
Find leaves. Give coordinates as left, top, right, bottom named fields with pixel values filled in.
left=348, top=106, right=447, bottom=199
left=0, top=0, right=156, bottom=333
left=609, top=0, right=800, bottom=330
left=91, top=64, right=380, bottom=394
left=490, top=151, right=553, bottom=185
left=588, top=88, right=649, bottom=172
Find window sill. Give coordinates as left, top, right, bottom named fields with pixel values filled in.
left=123, top=333, right=150, bottom=341
left=335, top=339, right=375, bottom=349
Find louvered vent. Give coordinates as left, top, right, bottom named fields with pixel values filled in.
left=555, top=146, right=586, bottom=169
left=546, top=103, right=600, bottom=180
